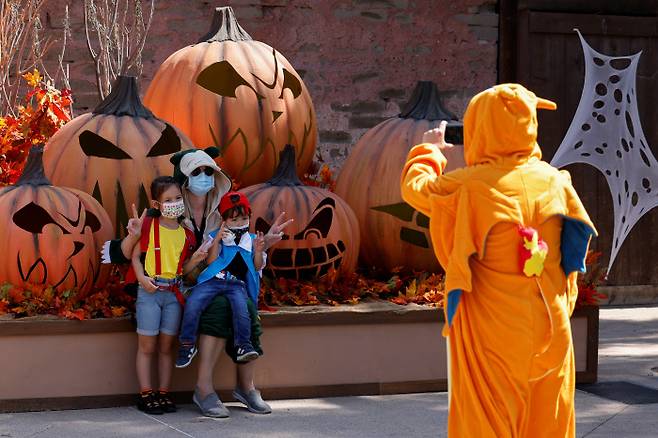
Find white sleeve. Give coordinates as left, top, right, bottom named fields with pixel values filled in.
left=100, top=240, right=112, bottom=264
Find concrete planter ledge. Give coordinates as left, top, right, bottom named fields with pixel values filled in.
left=0, top=302, right=598, bottom=413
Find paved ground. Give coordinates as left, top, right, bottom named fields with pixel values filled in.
left=2, top=306, right=658, bottom=437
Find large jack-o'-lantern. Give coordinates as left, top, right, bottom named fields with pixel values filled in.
left=42, top=76, right=195, bottom=237
left=0, top=146, right=113, bottom=295
left=336, top=81, right=465, bottom=272
left=241, top=145, right=359, bottom=280
left=143, top=6, right=317, bottom=186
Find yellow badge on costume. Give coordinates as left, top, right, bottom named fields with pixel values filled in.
left=518, top=226, right=548, bottom=277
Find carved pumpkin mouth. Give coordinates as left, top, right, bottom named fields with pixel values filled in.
left=16, top=253, right=97, bottom=292
left=92, top=181, right=150, bottom=238
left=268, top=240, right=346, bottom=280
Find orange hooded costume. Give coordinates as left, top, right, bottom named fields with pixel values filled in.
left=401, top=84, right=596, bottom=437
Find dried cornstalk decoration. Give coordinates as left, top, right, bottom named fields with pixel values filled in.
left=83, top=0, right=155, bottom=100
left=0, top=0, right=70, bottom=116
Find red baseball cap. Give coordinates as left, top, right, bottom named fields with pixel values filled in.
left=219, top=191, right=251, bottom=216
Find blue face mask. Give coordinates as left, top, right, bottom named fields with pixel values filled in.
left=187, top=173, right=215, bottom=196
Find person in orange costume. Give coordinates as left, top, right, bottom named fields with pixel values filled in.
left=401, top=84, right=597, bottom=438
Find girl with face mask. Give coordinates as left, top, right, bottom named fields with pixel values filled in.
left=130, top=176, right=209, bottom=415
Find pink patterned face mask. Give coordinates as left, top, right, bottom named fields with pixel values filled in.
left=160, top=199, right=185, bottom=219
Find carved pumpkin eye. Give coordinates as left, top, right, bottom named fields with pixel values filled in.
left=196, top=60, right=263, bottom=99
left=13, top=202, right=71, bottom=234
left=293, top=198, right=335, bottom=240
left=146, top=124, right=183, bottom=157
left=196, top=50, right=303, bottom=125
left=280, top=69, right=302, bottom=99
left=79, top=131, right=132, bottom=160
left=83, top=210, right=102, bottom=233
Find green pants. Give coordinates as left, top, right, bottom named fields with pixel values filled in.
left=198, top=295, right=263, bottom=363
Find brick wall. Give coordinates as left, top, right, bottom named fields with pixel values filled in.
left=41, top=0, right=498, bottom=170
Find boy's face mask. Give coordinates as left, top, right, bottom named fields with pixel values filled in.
left=187, top=172, right=215, bottom=196
left=225, top=221, right=250, bottom=244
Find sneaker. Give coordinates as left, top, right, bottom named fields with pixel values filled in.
left=232, top=388, right=272, bottom=414
left=175, top=344, right=198, bottom=368
left=235, top=345, right=259, bottom=363
left=137, top=390, right=164, bottom=415
left=193, top=387, right=230, bottom=418
left=158, top=391, right=177, bottom=413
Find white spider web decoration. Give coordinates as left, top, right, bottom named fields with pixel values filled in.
left=551, top=30, right=658, bottom=275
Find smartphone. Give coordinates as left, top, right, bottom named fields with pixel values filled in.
left=444, top=123, right=464, bottom=145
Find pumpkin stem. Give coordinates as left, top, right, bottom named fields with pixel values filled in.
left=92, top=76, right=154, bottom=118
left=198, top=6, right=253, bottom=43
left=267, top=145, right=303, bottom=187
left=16, top=145, right=52, bottom=186
left=399, top=81, right=458, bottom=121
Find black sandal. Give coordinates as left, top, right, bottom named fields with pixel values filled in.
left=137, top=390, right=164, bottom=415
left=158, top=391, right=177, bottom=413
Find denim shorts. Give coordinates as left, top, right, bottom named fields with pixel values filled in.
left=135, top=281, right=182, bottom=336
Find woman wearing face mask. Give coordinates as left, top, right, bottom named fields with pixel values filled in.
left=105, top=147, right=291, bottom=418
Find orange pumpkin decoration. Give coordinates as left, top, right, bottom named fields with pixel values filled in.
left=0, top=146, right=113, bottom=295
left=144, top=6, right=317, bottom=186
left=335, top=81, right=465, bottom=272
left=42, top=76, right=195, bottom=237
left=242, top=145, right=359, bottom=280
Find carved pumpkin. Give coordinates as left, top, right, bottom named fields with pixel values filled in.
left=42, top=76, right=194, bottom=237
left=143, top=6, right=317, bottom=186
left=241, top=145, right=359, bottom=280
left=336, top=81, right=465, bottom=272
left=0, top=146, right=113, bottom=295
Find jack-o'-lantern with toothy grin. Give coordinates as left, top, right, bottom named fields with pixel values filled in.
left=241, top=145, right=359, bottom=280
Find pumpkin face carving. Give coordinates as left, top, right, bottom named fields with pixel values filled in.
left=255, top=198, right=348, bottom=279
left=0, top=146, right=113, bottom=294
left=144, top=6, right=317, bottom=186
left=42, top=76, right=195, bottom=237
left=241, top=145, right=358, bottom=280
left=336, top=81, right=465, bottom=272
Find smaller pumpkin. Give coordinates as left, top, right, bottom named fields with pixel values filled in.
left=336, top=81, right=465, bottom=272
left=241, top=145, right=359, bottom=280
left=0, top=146, right=114, bottom=295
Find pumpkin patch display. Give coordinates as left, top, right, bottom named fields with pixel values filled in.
left=42, top=76, right=194, bottom=237
left=0, top=146, right=113, bottom=295
left=241, top=145, right=359, bottom=280
left=335, top=81, right=465, bottom=272
left=143, top=6, right=317, bottom=186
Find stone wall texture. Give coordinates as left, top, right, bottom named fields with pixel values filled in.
left=40, top=0, right=498, bottom=171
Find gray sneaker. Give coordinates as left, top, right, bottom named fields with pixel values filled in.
left=232, top=388, right=272, bottom=414
left=193, top=388, right=230, bottom=418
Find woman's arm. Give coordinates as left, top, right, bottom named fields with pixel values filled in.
left=120, top=234, right=140, bottom=260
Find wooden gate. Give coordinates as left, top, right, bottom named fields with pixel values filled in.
left=500, top=0, right=658, bottom=285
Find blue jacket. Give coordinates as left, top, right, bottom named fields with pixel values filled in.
left=196, top=232, right=261, bottom=305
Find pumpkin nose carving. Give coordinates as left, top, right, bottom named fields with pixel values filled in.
left=70, top=241, right=85, bottom=259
